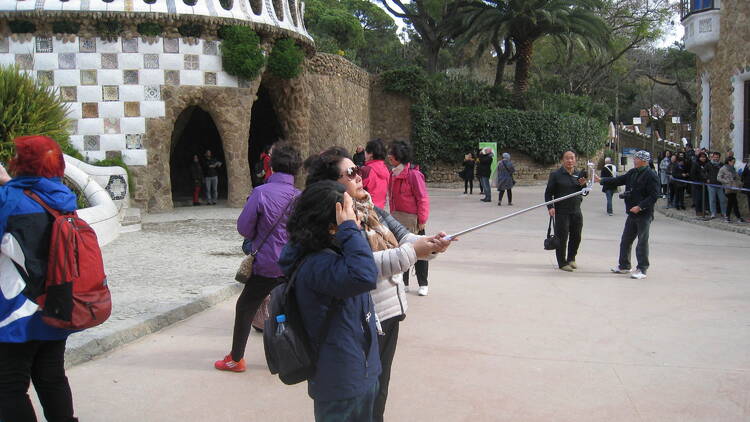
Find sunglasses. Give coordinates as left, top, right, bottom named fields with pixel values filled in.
left=341, top=166, right=362, bottom=180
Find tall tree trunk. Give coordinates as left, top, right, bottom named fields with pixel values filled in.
left=513, top=39, right=534, bottom=109
left=493, top=38, right=512, bottom=88
left=424, top=43, right=441, bottom=73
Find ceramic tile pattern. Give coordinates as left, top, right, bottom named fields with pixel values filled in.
left=84, top=135, right=100, bottom=151
left=37, top=70, right=54, bottom=85
left=144, top=54, right=159, bottom=69
left=79, top=38, right=96, bottom=53
left=16, top=54, right=33, bottom=70
left=103, top=85, right=119, bottom=101
left=101, top=53, right=118, bottom=69
left=80, top=70, right=97, bottom=85
left=60, top=86, right=77, bottom=102
left=144, top=85, right=160, bottom=101
left=163, top=38, right=179, bottom=53
left=123, top=70, right=139, bottom=85
left=184, top=54, right=199, bottom=70
left=126, top=134, right=143, bottom=149
left=122, top=38, right=138, bottom=53
left=104, top=118, right=120, bottom=134
left=165, top=70, right=180, bottom=85
left=36, top=36, right=53, bottom=53
left=58, top=53, right=76, bottom=69
left=0, top=38, right=8, bottom=54
left=124, top=102, right=140, bottom=117
left=82, top=102, right=99, bottom=118
left=203, top=41, right=218, bottom=55
left=204, top=72, right=217, bottom=85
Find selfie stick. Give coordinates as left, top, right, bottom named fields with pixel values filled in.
left=445, top=162, right=596, bottom=241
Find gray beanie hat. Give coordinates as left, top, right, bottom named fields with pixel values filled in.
left=634, top=150, right=651, bottom=162
left=502, top=152, right=510, bottom=159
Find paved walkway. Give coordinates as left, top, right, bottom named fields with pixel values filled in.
left=47, top=186, right=750, bottom=421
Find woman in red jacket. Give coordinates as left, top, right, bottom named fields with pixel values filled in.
left=387, top=140, right=431, bottom=296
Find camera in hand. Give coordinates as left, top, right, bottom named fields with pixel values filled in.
left=619, top=190, right=631, bottom=200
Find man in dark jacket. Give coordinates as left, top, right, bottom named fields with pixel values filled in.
left=477, top=148, right=494, bottom=202
left=545, top=151, right=588, bottom=272
left=601, top=150, right=660, bottom=280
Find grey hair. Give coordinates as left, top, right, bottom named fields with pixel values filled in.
left=502, top=152, right=510, bottom=160
left=604, top=157, right=612, bottom=164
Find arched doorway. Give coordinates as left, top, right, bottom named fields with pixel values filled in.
left=248, top=84, right=284, bottom=186
left=170, top=106, right=228, bottom=205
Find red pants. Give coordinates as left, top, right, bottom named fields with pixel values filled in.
left=193, top=186, right=201, bottom=203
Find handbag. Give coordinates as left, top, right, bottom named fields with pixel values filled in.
left=543, top=216, right=560, bottom=250
left=235, top=200, right=294, bottom=283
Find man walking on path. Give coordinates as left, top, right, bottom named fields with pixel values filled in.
left=601, top=150, right=660, bottom=280
left=545, top=151, right=588, bottom=272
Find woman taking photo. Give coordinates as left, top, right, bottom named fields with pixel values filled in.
left=214, top=144, right=302, bottom=372
left=387, top=141, right=431, bottom=296
left=279, top=181, right=380, bottom=422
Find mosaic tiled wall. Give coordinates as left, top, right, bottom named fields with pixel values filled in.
left=0, top=35, right=241, bottom=166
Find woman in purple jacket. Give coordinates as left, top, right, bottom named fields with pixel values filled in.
left=214, top=143, right=301, bottom=372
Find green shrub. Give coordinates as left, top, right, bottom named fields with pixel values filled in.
left=0, top=66, right=71, bottom=163
left=137, top=22, right=163, bottom=37
left=380, top=66, right=428, bottom=99
left=219, top=26, right=265, bottom=80
left=267, top=38, right=304, bottom=79
left=527, top=89, right=610, bottom=122
left=412, top=105, right=607, bottom=166
left=96, top=20, right=123, bottom=38
left=52, top=20, right=80, bottom=34
left=178, top=23, right=203, bottom=38
left=9, top=20, right=35, bottom=34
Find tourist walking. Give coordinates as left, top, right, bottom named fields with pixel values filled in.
left=690, top=152, right=709, bottom=217
left=190, top=154, right=203, bottom=205
left=544, top=151, right=588, bottom=272
left=362, top=139, right=390, bottom=209
left=388, top=141, right=431, bottom=296
left=203, top=149, right=222, bottom=205
left=477, top=147, right=493, bottom=202
left=214, top=144, right=301, bottom=372
left=717, top=156, right=745, bottom=223
left=461, top=153, right=475, bottom=195
left=496, top=152, right=515, bottom=206
left=0, top=135, right=80, bottom=422
left=602, top=150, right=660, bottom=280
left=260, top=144, right=273, bottom=183
left=706, top=152, right=728, bottom=219
left=602, top=157, right=617, bottom=215
left=305, top=147, right=449, bottom=422
left=279, top=181, right=380, bottom=422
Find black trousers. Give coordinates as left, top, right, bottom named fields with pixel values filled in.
left=498, top=189, right=512, bottom=204
left=373, top=317, right=401, bottom=422
left=231, top=274, right=283, bottom=362
left=618, top=213, right=653, bottom=272
left=0, top=340, right=77, bottom=422
left=726, top=193, right=742, bottom=218
left=464, top=178, right=473, bottom=194
left=554, top=212, right=583, bottom=268
left=403, top=230, right=428, bottom=286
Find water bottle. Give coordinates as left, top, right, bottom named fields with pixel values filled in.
left=275, top=314, right=287, bottom=336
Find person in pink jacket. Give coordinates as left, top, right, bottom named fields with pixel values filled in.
left=388, top=140, right=431, bottom=296
left=362, top=139, right=390, bottom=209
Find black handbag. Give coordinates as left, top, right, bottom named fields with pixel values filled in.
left=544, top=216, right=560, bottom=250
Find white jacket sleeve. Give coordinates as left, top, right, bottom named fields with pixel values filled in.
left=372, top=244, right=418, bottom=279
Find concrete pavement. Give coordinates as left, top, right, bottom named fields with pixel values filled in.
left=44, top=186, right=750, bottom=421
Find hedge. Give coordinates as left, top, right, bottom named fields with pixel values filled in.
left=267, top=38, right=304, bottom=79
left=219, top=26, right=265, bottom=81
left=412, top=105, right=607, bottom=166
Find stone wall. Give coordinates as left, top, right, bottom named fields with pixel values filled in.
left=304, top=53, right=370, bottom=155
left=370, top=77, right=412, bottom=142
left=698, top=0, right=750, bottom=157
left=426, top=149, right=560, bottom=185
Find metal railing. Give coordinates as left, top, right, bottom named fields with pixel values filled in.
left=680, top=0, right=716, bottom=20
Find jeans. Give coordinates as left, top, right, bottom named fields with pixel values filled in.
left=0, top=340, right=77, bottom=422
left=604, top=190, right=615, bottom=214
left=230, top=275, right=283, bottom=361
left=403, top=229, right=428, bottom=286
left=204, top=176, right=218, bottom=203
left=314, top=381, right=379, bottom=422
left=479, top=177, right=491, bottom=200
left=373, top=318, right=400, bottom=422
left=554, top=212, right=583, bottom=268
left=618, top=213, right=653, bottom=272
left=707, top=185, right=727, bottom=216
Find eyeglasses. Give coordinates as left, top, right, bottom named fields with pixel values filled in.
left=341, top=166, right=362, bottom=180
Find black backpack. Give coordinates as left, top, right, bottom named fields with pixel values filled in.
left=263, top=254, right=340, bottom=385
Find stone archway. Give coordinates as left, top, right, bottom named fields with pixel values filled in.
left=141, top=84, right=258, bottom=210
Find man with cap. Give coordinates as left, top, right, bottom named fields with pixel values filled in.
left=599, top=150, right=661, bottom=280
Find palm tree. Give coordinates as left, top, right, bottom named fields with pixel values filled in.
left=452, top=0, right=610, bottom=108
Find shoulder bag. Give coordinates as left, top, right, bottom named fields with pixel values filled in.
left=235, top=200, right=294, bottom=283
left=543, top=216, right=560, bottom=251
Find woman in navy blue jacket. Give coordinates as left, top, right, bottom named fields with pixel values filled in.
left=279, top=181, right=381, bottom=422
left=0, top=136, right=79, bottom=421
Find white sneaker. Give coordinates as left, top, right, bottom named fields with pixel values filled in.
left=418, top=286, right=429, bottom=296
left=630, top=269, right=647, bottom=279
left=611, top=266, right=631, bottom=274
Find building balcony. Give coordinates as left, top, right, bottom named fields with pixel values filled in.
left=681, top=0, right=721, bottom=62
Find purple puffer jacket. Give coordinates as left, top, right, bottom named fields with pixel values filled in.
left=237, top=172, right=299, bottom=278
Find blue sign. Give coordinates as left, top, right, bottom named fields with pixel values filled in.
left=622, top=147, right=638, bottom=156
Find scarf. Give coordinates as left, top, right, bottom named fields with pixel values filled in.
left=354, top=192, right=398, bottom=253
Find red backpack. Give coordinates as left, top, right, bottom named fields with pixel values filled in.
left=25, top=191, right=112, bottom=330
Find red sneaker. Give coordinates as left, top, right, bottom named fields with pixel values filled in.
left=214, top=354, right=246, bottom=372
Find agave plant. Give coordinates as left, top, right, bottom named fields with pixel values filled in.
left=0, top=65, right=76, bottom=163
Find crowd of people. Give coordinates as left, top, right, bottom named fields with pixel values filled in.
left=189, top=149, right=224, bottom=206
left=459, top=147, right=516, bottom=205
left=657, top=147, right=748, bottom=223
